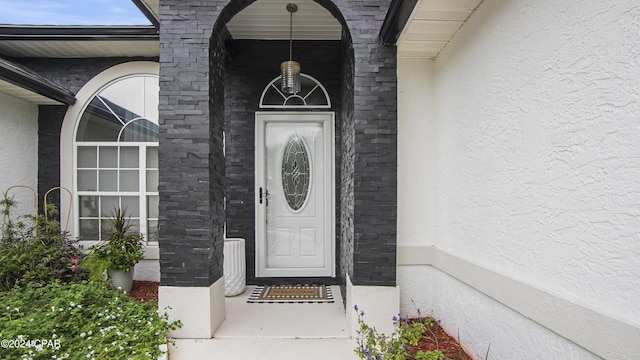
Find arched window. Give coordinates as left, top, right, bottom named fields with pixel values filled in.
left=74, top=74, right=159, bottom=243
left=259, top=74, right=331, bottom=108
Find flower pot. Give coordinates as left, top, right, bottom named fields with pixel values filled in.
left=108, top=267, right=135, bottom=292
left=224, top=238, right=246, bottom=296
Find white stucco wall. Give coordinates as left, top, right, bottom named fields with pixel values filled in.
left=398, top=0, right=640, bottom=359
left=0, top=92, right=39, bottom=221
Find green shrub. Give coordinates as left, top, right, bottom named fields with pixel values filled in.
left=0, top=281, right=181, bottom=360
left=0, top=199, right=87, bottom=291
left=84, top=207, right=144, bottom=275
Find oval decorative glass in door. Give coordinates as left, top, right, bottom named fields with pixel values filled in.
left=282, top=135, right=311, bottom=211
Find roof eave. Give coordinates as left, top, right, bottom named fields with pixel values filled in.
left=379, top=0, right=419, bottom=45
left=0, top=59, right=76, bottom=105
left=0, top=25, right=158, bottom=41
left=131, top=0, right=160, bottom=30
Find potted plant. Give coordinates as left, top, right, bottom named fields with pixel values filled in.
left=84, top=207, right=144, bottom=292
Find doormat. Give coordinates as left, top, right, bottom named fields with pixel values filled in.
left=247, top=285, right=334, bottom=303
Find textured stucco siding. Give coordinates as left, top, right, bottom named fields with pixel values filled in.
left=0, top=93, right=38, bottom=219
left=398, top=0, right=639, bottom=359
left=399, top=266, right=601, bottom=360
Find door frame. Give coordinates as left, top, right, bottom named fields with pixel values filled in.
left=255, top=111, right=335, bottom=278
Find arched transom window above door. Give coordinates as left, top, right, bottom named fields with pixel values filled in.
left=74, top=74, right=159, bottom=244
left=259, top=73, right=331, bottom=108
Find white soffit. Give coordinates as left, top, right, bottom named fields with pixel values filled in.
left=398, top=0, right=484, bottom=59
left=141, top=0, right=340, bottom=40
left=0, top=79, right=62, bottom=105
left=141, top=0, right=159, bottom=19
left=0, top=40, right=159, bottom=58
left=226, top=0, right=342, bottom=40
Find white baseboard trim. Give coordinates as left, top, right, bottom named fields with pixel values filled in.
left=397, top=245, right=640, bottom=359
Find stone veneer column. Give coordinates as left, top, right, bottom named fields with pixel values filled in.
left=157, top=0, right=229, bottom=338
left=324, top=0, right=399, bottom=334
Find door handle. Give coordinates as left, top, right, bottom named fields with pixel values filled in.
left=259, top=187, right=270, bottom=206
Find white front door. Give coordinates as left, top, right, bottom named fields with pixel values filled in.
left=256, top=112, right=334, bottom=277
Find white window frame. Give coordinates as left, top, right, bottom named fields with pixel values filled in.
left=74, top=142, right=158, bottom=246
left=59, top=62, right=160, bottom=251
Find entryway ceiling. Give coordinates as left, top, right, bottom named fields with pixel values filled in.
left=226, top=0, right=342, bottom=40
left=138, top=0, right=484, bottom=58
left=140, top=0, right=341, bottom=40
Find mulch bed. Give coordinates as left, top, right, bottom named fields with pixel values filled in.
left=127, top=281, right=472, bottom=359
left=409, top=319, right=473, bottom=360
left=127, top=280, right=159, bottom=303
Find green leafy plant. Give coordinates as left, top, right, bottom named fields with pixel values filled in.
left=84, top=207, right=144, bottom=277
left=0, top=196, right=87, bottom=291
left=0, top=281, right=181, bottom=359
left=354, top=305, right=448, bottom=360
left=0, top=196, right=35, bottom=243
left=415, top=350, right=447, bottom=360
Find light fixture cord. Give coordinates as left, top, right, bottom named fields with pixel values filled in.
left=289, top=10, right=293, bottom=61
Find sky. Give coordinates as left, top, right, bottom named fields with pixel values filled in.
left=0, top=0, right=151, bottom=25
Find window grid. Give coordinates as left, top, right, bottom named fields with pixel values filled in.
left=75, top=143, right=158, bottom=244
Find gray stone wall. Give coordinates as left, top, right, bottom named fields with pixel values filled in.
left=348, top=2, right=397, bottom=286
left=18, top=57, right=154, bottom=95
left=339, top=27, right=355, bottom=287
left=158, top=0, right=227, bottom=286
left=331, top=0, right=398, bottom=286
left=37, top=105, right=67, bottom=211
left=158, top=0, right=396, bottom=288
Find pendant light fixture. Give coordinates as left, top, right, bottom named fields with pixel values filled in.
left=281, top=3, right=301, bottom=94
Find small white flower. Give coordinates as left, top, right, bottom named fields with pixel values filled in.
left=80, top=333, right=86, bottom=338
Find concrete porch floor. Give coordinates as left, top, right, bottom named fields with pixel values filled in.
left=168, top=285, right=359, bottom=359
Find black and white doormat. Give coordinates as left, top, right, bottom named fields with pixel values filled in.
left=247, top=285, right=334, bottom=303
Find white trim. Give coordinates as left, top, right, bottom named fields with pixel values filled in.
left=60, top=61, right=159, bottom=242
left=255, top=112, right=335, bottom=277
left=397, top=245, right=640, bottom=359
